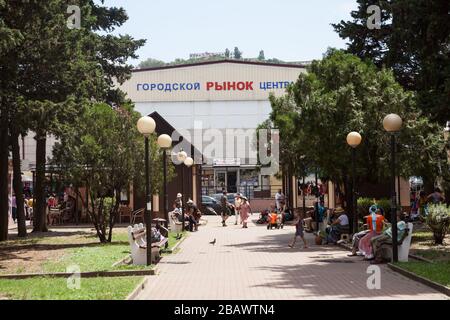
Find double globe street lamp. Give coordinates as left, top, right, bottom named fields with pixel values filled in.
left=157, top=134, right=173, bottom=234
left=176, top=150, right=194, bottom=231
left=136, top=116, right=156, bottom=266
left=346, top=131, right=362, bottom=234
left=383, top=113, right=403, bottom=262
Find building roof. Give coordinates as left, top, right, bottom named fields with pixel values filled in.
left=133, top=59, right=307, bottom=73
left=148, top=111, right=203, bottom=164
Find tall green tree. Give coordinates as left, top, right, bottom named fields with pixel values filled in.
left=52, top=103, right=174, bottom=243
left=333, top=0, right=450, bottom=124
left=0, top=0, right=144, bottom=237
left=268, top=49, right=448, bottom=217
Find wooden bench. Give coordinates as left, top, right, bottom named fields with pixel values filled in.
left=127, top=224, right=168, bottom=265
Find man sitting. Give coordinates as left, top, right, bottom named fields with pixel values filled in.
left=370, top=212, right=408, bottom=264
left=325, top=207, right=349, bottom=244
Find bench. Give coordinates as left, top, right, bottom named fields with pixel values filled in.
left=127, top=224, right=169, bottom=265
left=169, top=212, right=189, bottom=233
left=381, top=222, right=413, bottom=262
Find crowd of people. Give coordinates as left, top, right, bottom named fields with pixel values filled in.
left=8, top=190, right=80, bottom=225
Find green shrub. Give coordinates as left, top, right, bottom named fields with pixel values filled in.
left=357, top=198, right=390, bottom=219
left=426, top=204, right=450, bottom=245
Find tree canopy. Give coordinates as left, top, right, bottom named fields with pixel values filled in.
left=333, top=0, right=450, bottom=124
left=269, top=49, right=448, bottom=197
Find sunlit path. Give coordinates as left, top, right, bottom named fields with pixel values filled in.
left=136, top=216, right=447, bottom=300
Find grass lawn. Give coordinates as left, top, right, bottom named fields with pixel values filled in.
left=1, top=227, right=186, bottom=275
left=42, top=232, right=152, bottom=273
left=396, top=261, right=450, bottom=288
left=396, top=226, right=450, bottom=288
left=0, top=276, right=143, bottom=300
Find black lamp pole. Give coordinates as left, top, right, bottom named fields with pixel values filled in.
left=181, top=164, right=185, bottom=231
left=351, top=148, right=357, bottom=234
left=163, top=150, right=169, bottom=229
left=390, top=134, right=399, bottom=262
left=144, top=137, right=152, bottom=266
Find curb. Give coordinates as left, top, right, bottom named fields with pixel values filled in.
left=126, top=276, right=149, bottom=300
left=0, top=269, right=157, bottom=280
left=387, top=263, right=450, bottom=297
left=112, top=254, right=132, bottom=267
left=408, top=253, right=434, bottom=263
left=166, top=234, right=188, bottom=253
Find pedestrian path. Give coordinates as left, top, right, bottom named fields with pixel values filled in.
left=136, top=216, right=447, bottom=300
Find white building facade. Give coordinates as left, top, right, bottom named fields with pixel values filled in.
left=121, top=60, right=306, bottom=196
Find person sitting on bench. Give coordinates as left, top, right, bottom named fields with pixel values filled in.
left=151, top=225, right=166, bottom=243
left=369, top=212, right=408, bottom=264
left=358, top=205, right=386, bottom=259
left=325, top=207, right=349, bottom=244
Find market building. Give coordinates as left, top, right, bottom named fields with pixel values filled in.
left=120, top=60, right=307, bottom=201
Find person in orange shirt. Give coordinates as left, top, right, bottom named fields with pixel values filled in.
left=358, top=205, right=386, bottom=259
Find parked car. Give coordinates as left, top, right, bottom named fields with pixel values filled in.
left=211, top=193, right=236, bottom=206
left=201, top=195, right=222, bottom=215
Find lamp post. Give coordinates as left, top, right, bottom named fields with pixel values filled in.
left=176, top=150, right=188, bottom=231
left=157, top=134, right=172, bottom=230
left=136, top=116, right=156, bottom=266
left=346, top=132, right=362, bottom=235
left=183, top=157, right=194, bottom=221
left=383, top=113, right=402, bottom=262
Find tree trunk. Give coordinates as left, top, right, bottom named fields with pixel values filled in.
left=33, top=133, right=48, bottom=232
left=107, top=191, right=120, bottom=243
left=0, top=108, right=9, bottom=241
left=11, top=131, right=27, bottom=237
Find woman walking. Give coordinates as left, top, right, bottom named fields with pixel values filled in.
left=239, top=196, right=252, bottom=228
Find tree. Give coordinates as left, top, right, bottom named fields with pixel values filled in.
left=333, top=0, right=450, bottom=124
left=224, top=48, right=230, bottom=58
left=0, top=1, right=145, bottom=237
left=233, top=47, right=242, bottom=59
left=268, top=49, right=448, bottom=220
left=258, top=50, right=265, bottom=61
left=138, top=58, right=166, bottom=69
left=51, top=103, right=175, bottom=243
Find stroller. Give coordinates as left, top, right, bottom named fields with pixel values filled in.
left=267, top=212, right=284, bottom=229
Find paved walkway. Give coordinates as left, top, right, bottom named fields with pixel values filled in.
left=136, top=216, right=447, bottom=300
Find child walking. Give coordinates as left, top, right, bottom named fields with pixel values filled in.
left=289, top=209, right=308, bottom=249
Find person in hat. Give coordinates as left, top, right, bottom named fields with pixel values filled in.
left=174, top=193, right=183, bottom=211
left=325, top=207, right=349, bottom=244
left=239, top=196, right=252, bottom=228
left=185, top=199, right=201, bottom=231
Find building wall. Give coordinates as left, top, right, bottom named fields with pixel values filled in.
left=19, top=133, right=58, bottom=170
left=122, top=62, right=306, bottom=103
